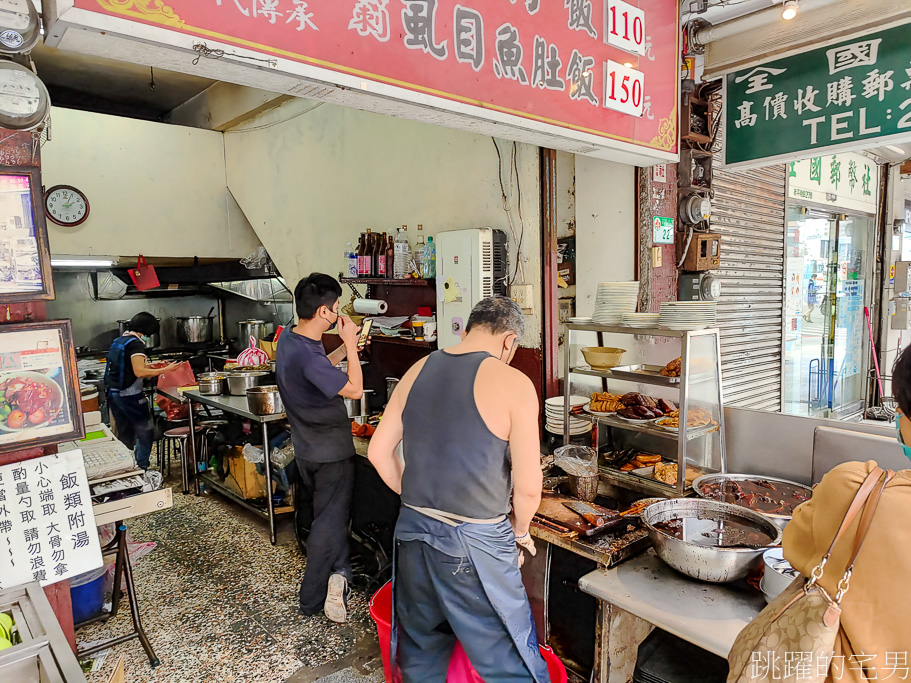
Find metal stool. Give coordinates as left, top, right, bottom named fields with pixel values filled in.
left=156, top=417, right=188, bottom=473
left=162, top=426, right=202, bottom=492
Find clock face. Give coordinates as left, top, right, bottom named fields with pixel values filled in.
left=45, top=186, right=89, bottom=227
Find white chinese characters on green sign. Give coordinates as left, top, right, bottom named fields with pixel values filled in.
left=725, top=26, right=911, bottom=167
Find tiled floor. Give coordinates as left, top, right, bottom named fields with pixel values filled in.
left=81, top=470, right=384, bottom=683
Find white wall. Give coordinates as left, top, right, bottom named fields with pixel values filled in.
left=41, top=107, right=262, bottom=259
left=223, top=99, right=543, bottom=346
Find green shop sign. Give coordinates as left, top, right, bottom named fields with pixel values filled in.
left=724, top=23, right=911, bottom=168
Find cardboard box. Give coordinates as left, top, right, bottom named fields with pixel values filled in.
left=226, top=448, right=273, bottom=499
left=259, top=340, right=278, bottom=360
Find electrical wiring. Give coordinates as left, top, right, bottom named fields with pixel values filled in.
left=226, top=101, right=325, bottom=134
left=491, top=137, right=527, bottom=287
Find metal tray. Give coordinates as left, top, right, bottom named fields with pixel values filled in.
left=609, top=364, right=680, bottom=385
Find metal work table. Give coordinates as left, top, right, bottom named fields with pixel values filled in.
left=577, top=549, right=765, bottom=682
left=157, top=387, right=288, bottom=545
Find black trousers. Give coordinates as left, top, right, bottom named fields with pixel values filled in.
left=107, top=391, right=154, bottom=470
left=296, top=457, right=355, bottom=614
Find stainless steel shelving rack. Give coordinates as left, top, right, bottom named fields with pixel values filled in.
left=562, top=323, right=728, bottom=496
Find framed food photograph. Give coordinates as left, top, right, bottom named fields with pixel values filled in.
left=0, top=320, right=83, bottom=454
left=0, top=165, right=54, bottom=302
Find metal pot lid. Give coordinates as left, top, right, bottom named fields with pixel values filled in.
left=0, top=61, right=49, bottom=130
left=0, top=0, right=41, bottom=54
left=239, top=319, right=266, bottom=324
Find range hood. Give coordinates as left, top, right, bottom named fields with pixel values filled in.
left=209, top=278, right=292, bottom=304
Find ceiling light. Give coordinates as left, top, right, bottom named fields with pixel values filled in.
left=624, top=62, right=633, bottom=68
left=51, top=258, right=114, bottom=268
left=781, top=0, right=798, bottom=20
left=886, top=145, right=906, bottom=154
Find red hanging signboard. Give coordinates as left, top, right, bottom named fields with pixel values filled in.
left=74, top=0, right=678, bottom=156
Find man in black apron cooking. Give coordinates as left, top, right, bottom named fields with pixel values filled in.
left=368, top=296, right=548, bottom=682
left=276, top=273, right=364, bottom=623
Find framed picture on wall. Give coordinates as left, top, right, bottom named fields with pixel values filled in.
left=0, top=166, right=54, bottom=302
left=0, top=320, right=83, bottom=454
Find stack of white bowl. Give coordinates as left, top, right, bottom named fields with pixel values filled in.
left=658, top=301, right=717, bottom=330
left=593, top=282, right=640, bottom=325
left=544, top=396, right=591, bottom=435
left=621, top=312, right=661, bottom=329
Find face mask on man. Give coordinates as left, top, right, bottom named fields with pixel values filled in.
left=897, top=419, right=911, bottom=460
left=323, top=307, right=339, bottom=331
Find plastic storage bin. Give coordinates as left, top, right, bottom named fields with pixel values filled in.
left=70, top=566, right=107, bottom=624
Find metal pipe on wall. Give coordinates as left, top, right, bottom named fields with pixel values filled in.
left=693, top=0, right=843, bottom=47
left=217, top=298, right=226, bottom=343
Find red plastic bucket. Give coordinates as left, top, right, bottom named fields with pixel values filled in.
left=369, top=582, right=567, bottom=683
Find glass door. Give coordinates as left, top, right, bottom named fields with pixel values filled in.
left=783, top=207, right=873, bottom=418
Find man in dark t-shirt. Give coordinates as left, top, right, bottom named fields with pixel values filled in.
left=276, top=273, right=364, bottom=623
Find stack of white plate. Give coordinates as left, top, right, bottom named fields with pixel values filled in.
left=593, top=282, right=640, bottom=325
left=658, top=301, right=717, bottom=330
left=621, top=312, right=660, bottom=328
left=544, top=395, right=592, bottom=435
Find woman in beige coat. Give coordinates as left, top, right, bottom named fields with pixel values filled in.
left=783, top=459, right=911, bottom=682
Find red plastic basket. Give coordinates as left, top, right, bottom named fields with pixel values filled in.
left=370, top=581, right=567, bottom=683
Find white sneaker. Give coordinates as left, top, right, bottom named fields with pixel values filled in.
left=325, top=574, right=348, bottom=624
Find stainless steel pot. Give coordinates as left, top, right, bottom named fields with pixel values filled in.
left=641, top=498, right=782, bottom=583
left=117, top=319, right=160, bottom=348
left=225, top=371, right=267, bottom=396
left=174, top=316, right=214, bottom=345
left=197, top=372, right=225, bottom=396
left=247, top=385, right=284, bottom=415
left=344, top=389, right=374, bottom=418
left=385, top=377, right=400, bottom=403
left=238, top=320, right=267, bottom=345
left=691, top=473, right=813, bottom=532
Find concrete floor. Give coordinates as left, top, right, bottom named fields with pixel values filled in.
left=80, top=461, right=384, bottom=683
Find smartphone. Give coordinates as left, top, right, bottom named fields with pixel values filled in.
left=358, top=319, right=373, bottom=348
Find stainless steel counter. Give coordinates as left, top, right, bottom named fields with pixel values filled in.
left=157, top=387, right=286, bottom=422
left=156, top=386, right=286, bottom=544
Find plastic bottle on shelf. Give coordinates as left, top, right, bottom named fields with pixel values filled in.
left=345, top=242, right=357, bottom=278
left=394, top=226, right=412, bottom=279
left=414, top=224, right=426, bottom=278
left=424, top=236, right=436, bottom=279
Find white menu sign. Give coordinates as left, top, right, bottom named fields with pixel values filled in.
left=605, top=0, right=646, bottom=57
left=0, top=451, right=103, bottom=589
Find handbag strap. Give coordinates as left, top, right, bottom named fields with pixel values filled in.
left=137, top=255, right=147, bottom=269
left=833, top=469, right=895, bottom=602
left=806, top=467, right=884, bottom=589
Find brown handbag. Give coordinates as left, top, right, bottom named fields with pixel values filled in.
left=727, top=467, right=894, bottom=683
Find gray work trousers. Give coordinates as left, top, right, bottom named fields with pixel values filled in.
left=395, top=539, right=539, bottom=683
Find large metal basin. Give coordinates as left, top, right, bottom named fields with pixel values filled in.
left=691, top=473, right=813, bottom=532
left=641, top=498, right=782, bottom=583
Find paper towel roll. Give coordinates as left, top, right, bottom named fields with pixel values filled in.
left=353, top=298, right=388, bottom=315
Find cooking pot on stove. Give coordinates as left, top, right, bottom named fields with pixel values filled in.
left=174, top=316, right=215, bottom=345
left=117, top=319, right=160, bottom=348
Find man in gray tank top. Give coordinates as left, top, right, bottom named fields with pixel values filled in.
left=369, top=297, right=548, bottom=682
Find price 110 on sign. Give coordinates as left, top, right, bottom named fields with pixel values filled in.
left=607, top=0, right=646, bottom=57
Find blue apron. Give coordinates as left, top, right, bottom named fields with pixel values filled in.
left=391, top=506, right=549, bottom=683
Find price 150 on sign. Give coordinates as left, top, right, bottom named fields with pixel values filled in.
left=604, top=60, right=645, bottom=117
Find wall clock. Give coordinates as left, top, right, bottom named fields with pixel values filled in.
left=44, top=185, right=90, bottom=227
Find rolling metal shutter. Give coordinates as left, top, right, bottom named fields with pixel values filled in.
left=711, top=164, right=787, bottom=411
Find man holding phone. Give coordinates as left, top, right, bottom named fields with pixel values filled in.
left=276, top=273, right=364, bottom=623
